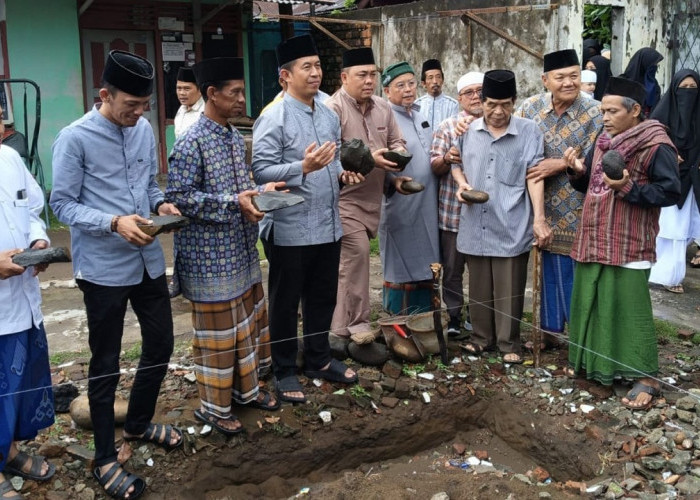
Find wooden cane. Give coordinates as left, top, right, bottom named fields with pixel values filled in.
left=531, top=246, right=542, bottom=368
left=430, top=263, right=449, bottom=365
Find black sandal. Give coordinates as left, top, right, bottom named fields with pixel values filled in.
left=4, top=451, right=55, bottom=481
left=124, top=422, right=183, bottom=451
left=247, top=390, right=281, bottom=411
left=93, top=462, right=145, bottom=500
left=194, top=408, right=244, bottom=436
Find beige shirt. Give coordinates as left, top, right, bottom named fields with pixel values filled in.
left=174, top=97, right=204, bottom=139
left=325, top=88, right=405, bottom=235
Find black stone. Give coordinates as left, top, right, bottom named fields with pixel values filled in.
left=53, top=382, right=79, bottom=413
left=12, top=247, right=71, bottom=267
left=137, top=215, right=190, bottom=236
left=401, top=180, right=425, bottom=193
left=460, top=190, right=490, bottom=204
left=382, top=150, right=412, bottom=171
left=340, top=139, right=375, bottom=176
left=348, top=342, right=390, bottom=366
left=602, top=150, right=626, bottom=180
left=252, top=191, right=305, bottom=212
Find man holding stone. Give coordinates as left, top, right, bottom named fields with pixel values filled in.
left=51, top=50, right=182, bottom=499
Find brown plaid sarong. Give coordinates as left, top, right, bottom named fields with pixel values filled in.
left=191, top=282, right=271, bottom=417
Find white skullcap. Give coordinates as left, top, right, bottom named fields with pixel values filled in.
left=581, top=70, right=597, bottom=83
left=457, top=72, right=485, bottom=93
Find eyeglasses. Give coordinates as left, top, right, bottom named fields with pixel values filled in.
left=459, top=88, right=482, bottom=98
left=392, top=80, right=417, bottom=91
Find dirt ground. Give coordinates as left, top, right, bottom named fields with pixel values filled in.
left=26, top=228, right=700, bottom=500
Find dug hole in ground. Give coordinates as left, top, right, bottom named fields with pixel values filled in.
left=29, top=229, right=700, bottom=499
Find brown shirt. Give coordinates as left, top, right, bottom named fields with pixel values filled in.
left=325, top=88, right=405, bottom=236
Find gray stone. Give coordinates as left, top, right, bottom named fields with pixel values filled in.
left=677, top=396, right=699, bottom=411
left=642, top=409, right=663, bottom=428
left=690, top=467, right=700, bottom=477
left=677, top=475, right=700, bottom=495
left=381, top=377, right=396, bottom=392
left=382, top=360, right=403, bottom=379
left=460, top=189, right=489, bottom=204
left=641, top=456, right=667, bottom=470
left=605, top=482, right=624, bottom=498
left=9, top=477, right=22, bottom=491
left=624, top=462, right=636, bottom=475
left=585, top=483, right=606, bottom=496
left=677, top=409, right=695, bottom=423
left=77, top=488, right=95, bottom=500
left=620, top=478, right=641, bottom=491
left=11, top=246, right=71, bottom=266
left=601, top=150, right=625, bottom=180
left=668, top=450, right=692, bottom=474
left=538, top=494, right=552, bottom=499
left=252, top=192, right=304, bottom=213
left=512, top=474, right=531, bottom=484
left=383, top=150, right=413, bottom=171
left=136, top=215, right=189, bottom=236
left=74, top=483, right=86, bottom=493
left=647, top=428, right=664, bottom=443
left=430, top=493, right=449, bottom=500
left=349, top=342, right=389, bottom=367
left=325, top=394, right=351, bottom=409
left=400, top=180, right=424, bottom=193
left=650, top=480, right=672, bottom=493
left=53, top=479, right=64, bottom=490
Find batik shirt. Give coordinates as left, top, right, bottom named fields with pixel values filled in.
left=516, top=93, right=603, bottom=254
left=166, top=115, right=263, bottom=302
left=430, top=110, right=468, bottom=232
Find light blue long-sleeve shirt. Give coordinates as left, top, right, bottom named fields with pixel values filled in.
left=50, top=106, right=166, bottom=286
left=252, top=93, right=343, bottom=246
left=415, top=93, right=459, bottom=130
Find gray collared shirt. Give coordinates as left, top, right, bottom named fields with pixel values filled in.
left=452, top=116, right=544, bottom=257
left=252, top=93, right=343, bottom=246
left=50, top=106, right=166, bottom=286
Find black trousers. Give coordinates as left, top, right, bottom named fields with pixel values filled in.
left=262, top=233, right=341, bottom=380
left=77, top=271, right=174, bottom=467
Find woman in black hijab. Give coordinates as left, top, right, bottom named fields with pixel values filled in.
left=649, top=69, right=700, bottom=293
left=581, top=38, right=602, bottom=69
left=621, top=47, right=664, bottom=114
left=585, top=55, right=612, bottom=101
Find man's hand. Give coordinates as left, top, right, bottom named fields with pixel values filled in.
left=118, top=215, right=156, bottom=246
left=264, top=181, right=287, bottom=192
left=393, top=176, right=413, bottom=195
left=603, top=169, right=631, bottom=191
left=563, top=147, right=585, bottom=175
left=239, top=190, right=265, bottom=223
left=526, top=158, right=566, bottom=182
left=456, top=183, right=473, bottom=205
left=443, top=146, right=462, bottom=166
left=532, top=220, right=553, bottom=249
left=0, top=249, right=26, bottom=279
left=339, top=171, right=365, bottom=186
left=301, top=141, right=336, bottom=174
left=30, top=239, right=50, bottom=276
left=454, top=115, right=475, bottom=137
left=157, top=202, right=181, bottom=216
left=372, top=148, right=400, bottom=172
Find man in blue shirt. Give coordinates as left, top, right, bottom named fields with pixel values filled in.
left=253, top=35, right=362, bottom=403
left=51, top=50, right=182, bottom=500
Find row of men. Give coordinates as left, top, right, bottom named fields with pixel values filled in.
left=1, top=37, right=684, bottom=500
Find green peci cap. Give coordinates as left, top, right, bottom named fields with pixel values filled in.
left=381, top=61, right=415, bottom=87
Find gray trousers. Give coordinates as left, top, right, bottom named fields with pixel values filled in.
left=440, top=230, right=467, bottom=321
left=465, top=252, right=529, bottom=354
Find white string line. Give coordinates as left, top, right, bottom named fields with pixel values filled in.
left=1, top=282, right=696, bottom=404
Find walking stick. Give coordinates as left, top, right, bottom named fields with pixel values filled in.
left=430, top=263, right=449, bottom=365
left=531, top=246, right=542, bottom=368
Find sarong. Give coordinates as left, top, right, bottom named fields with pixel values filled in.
left=191, top=282, right=270, bottom=417
left=382, top=280, right=432, bottom=316
left=0, top=324, right=54, bottom=470
left=540, top=251, right=575, bottom=333
left=568, top=263, right=657, bottom=385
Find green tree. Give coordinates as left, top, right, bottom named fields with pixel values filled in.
left=583, top=4, right=612, bottom=46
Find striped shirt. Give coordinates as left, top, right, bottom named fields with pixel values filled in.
left=430, top=110, right=468, bottom=231
left=515, top=93, right=602, bottom=254
left=416, top=93, right=459, bottom=131
left=452, top=116, right=544, bottom=257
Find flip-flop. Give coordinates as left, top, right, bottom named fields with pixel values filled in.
left=621, top=381, right=660, bottom=411
left=304, top=358, right=358, bottom=384
left=663, top=284, right=684, bottom=294
left=124, top=422, right=183, bottom=451
left=459, top=342, right=484, bottom=355
left=502, top=353, right=524, bottom=364
left=246, top=390, right=281, bottom=411
left=4, top=451, right=55, bottom=481
left=194, top=409, right=244, bottom=436
left=0, top=478, right=21, bottom=500
left=276, top=375, right=306, bottom=404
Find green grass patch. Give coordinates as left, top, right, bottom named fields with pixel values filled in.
left=49, top=351, right=88, bottom=366
left=369, top=237, right=380, bottom=256
left=122, top=342, right=142, bottom=362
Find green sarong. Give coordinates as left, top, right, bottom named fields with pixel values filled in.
left=568, top=262, right=657, bottom=385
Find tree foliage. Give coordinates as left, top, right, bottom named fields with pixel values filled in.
left=583, top=4, right=612, bottom=46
